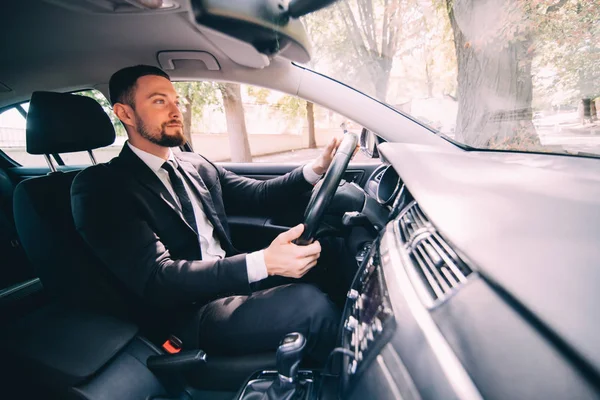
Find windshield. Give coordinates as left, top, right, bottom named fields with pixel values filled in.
left=303, top=0, right=600, bottom=157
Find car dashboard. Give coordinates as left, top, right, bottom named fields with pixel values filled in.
left=332, top=142, right=600, bottom=400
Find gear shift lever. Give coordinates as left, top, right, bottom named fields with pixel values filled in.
left=277, top=333, right=306, bottom=382
left=258, top=333, right=307, bottom=400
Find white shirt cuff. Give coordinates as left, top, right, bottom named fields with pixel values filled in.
left=303, top=162, right=322, bottom=185
left=246, top=250, right=268, bottom=283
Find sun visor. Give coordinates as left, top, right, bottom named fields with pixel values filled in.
left=189, top=0, right=313, bottom=68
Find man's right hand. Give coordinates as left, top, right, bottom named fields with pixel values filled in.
left=264, top=224, right=321, bottom=279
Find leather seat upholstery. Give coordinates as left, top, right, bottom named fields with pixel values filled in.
left=1, top=302, right=177, bottom=399
left=0, top=168, right=34, bottom=288
left=13, top=92, right=132, bottom=316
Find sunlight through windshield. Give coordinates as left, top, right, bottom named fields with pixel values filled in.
left=304, top=0, right=600, bottom=157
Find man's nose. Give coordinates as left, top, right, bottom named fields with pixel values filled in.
left=169, top=102, right=182, bottom=119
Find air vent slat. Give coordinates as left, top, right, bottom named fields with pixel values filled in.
left=415, top=244, right=451, bottom=293
left=441, top=267, right=459, bottom=287
left=413, top=206, right=429, bottom=227
left=412, top=246, right=446, bottom=299
left=395, top=201, right=473, bottom=305
left=432, top=232, right=460, bottom=261
left=426, top=237, right=468, bottom=283
left=399, top=218, right=411, bottom=242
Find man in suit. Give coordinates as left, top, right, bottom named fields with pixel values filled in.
left=71, top=65, right=344, bottom=363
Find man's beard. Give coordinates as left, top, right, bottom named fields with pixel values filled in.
left=136, top=115, right=186, bottom=148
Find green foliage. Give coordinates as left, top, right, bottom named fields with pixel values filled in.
left=246, top=86, right=270, bottom=105
left=276, top=95, right=307, bottom=120
left=173, top=81, right=221, bottom=118
left=532, top=0, right=600, bottom=106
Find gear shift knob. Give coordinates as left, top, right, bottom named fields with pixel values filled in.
left=276, top=333, right=306, bottom=382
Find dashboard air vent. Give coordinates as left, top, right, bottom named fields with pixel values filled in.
left=374, top=168, right=386, bottom=182
left=396, top=202, right=472, bottom=304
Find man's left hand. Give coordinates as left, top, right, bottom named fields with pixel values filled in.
left=312, top=137, right=341, bottom=176
left=312, top=137, right=360, bottom=176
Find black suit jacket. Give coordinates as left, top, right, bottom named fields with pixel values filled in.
left=71, top=144, right=313, bottom=309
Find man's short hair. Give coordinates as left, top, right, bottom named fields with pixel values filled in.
left=108, top=65, right=171, bottom=107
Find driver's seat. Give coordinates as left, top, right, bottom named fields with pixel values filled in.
left=13, top=91, right=276, bottom=390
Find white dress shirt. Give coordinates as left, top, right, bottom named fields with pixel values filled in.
left=128, top=142, right=322, bottom=283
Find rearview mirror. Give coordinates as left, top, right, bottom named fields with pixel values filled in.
left=190, top=0, right=340, bottom=63
left=359, top=128, right=379, bottom=159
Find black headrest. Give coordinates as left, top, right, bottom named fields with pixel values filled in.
left=26, top=91, right=116, bottom=155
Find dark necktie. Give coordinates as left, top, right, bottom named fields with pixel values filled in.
left=161, top=160, right=198, bottom=235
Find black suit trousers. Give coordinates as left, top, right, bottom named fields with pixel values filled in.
left=183, top=237, right=357, bottom=364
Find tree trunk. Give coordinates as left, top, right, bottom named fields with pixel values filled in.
left=307, top=101, right=316, bottom=149
left=373, top=58, right=393, bottom=102
left=182, top=94, right=194, bottom=149
left=448, top=0, right=539, bottom=149
left=219, top=83, right=252, bottom=162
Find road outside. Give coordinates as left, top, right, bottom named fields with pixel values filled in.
left=533, top=112, right=600, bottom=155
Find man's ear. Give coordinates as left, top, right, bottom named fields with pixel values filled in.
left=113, top=103, right=135, bottom=128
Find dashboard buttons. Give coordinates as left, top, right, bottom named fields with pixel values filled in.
left=347, top=289, right=359, bottom=300
left=373, top=317, right=383, bottom=333
left=344, top=316, right=358, bottom=332
left=348, top=360, right=357, bottom=375
left=355, top=295, right=364, bottom=310
left=355, top=242, right=373, bottom=265
left=360, top=337, right=368, bottom=351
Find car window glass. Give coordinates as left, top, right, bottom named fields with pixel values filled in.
left=0, top=103, right=43, bottom=166
left=173, top=82, right=377, bottom=164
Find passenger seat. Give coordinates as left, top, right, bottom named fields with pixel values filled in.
left=0, top=302, right=180, bottom=399
left=0, top=168, right=34, bottom=288
left=12, top=91, right=132, bottom=316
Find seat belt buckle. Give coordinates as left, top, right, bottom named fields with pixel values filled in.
left=162, top=335, right=182, bottom=354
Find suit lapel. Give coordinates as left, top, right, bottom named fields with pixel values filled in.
left=117, top=144, right=198, bottom=236
left=176, top=157, right=231, bottom=248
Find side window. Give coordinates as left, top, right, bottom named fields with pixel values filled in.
left=0, top=90, right=123, bottom=167
left=173, top=82, right=374, bottom=163
left=0, top=103, right=45, bottom=166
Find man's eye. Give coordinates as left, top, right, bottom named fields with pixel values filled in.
left=154, top=99, right=165, bottom=104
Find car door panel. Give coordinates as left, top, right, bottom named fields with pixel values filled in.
left=222, top=162, right=382, bottom=252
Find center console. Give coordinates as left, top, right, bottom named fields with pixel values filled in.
left=340, top=238, right=396, bottom=394
left=235, top=238, right=397, bottom=400
left=236, top=333, right=319, bottom=400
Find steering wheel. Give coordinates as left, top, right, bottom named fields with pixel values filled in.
left=295, top=132, right=359, bottom=245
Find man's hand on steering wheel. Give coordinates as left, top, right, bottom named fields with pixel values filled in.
left=311, top=137, right=342, bottom=176
left=296, top=133, right=360, bottom=246
left=264, top=224, right=322, bottom=278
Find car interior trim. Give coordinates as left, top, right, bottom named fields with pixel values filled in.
left=158, top=50, right=221, bottom=71
left=0, top=278, right=42, bottom=300
left=376, top=165, right=402, bottom=205
left=381, top=222, right=482, bottom=400
left=380, top=343, right=421, bottom=400
left=376, top=354, right=404, bottom=399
